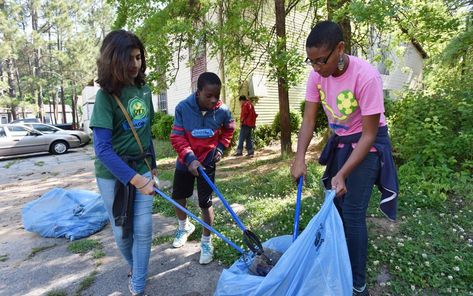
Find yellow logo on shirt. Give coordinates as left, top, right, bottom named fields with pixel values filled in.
left=127, top=97, right=148, bottom=120
left=337, top=90, right=358, bottom=116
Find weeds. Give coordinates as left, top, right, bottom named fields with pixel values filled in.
left=27, top=244, right=57, bottom=260
left=67, top=239, right=102, bottom=255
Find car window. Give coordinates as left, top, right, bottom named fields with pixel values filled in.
left=0, top=127, right=6, bottom=138
left=31, top=124, right=56, bottom=132
left=8, top=125, right=30, bottom=136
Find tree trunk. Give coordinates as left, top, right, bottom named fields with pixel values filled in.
left=274, top=0, right=292, bottom=155
left=6, top=59, right=18, bottom=120
left=60, top=83, right=66, bottom=123
left=31, top=2, right=44, bottom=122
left=218, top=1, right=227, bottom=104
left=72, top=84, right=77, bottom=130
left=327, top=0, right=351, bottom=54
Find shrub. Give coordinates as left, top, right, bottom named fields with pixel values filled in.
left=253, top=124, right=276, bottom=148
left=152, top=112, right=174, bottom=140
left=272, top=109, right=301, bottom=136
left=388, top=83, right=473, bottom=203
left=300, top=100, right=328, bottom=134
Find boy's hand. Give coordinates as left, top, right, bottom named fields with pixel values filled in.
left=213, top=148, right=223, bottom=163
left=188, top=160, right=202, bottom=176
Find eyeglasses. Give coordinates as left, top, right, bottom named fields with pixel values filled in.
left=305, top=47, right=336, bottom=66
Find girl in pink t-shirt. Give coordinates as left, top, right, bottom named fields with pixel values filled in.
left=291, top=21, right=398, bottom=296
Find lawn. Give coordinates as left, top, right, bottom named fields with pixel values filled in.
left=153, top=139, right=472, bottom=295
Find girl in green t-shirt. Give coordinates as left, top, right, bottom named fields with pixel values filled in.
left=91, top=30, right=156, bottom=296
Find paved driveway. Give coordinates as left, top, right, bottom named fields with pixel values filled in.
left=0, top=146, right=223, bottom=296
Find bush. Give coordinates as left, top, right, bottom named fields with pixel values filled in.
left=152, top=112, right=174, bottom=140
left=300, top=100, right=328, bottom=134
left=272, top=109, right=301, bottom=136
left=388, top=83, right=473, bottom=203
left=253, top=124, right=276, bottom=148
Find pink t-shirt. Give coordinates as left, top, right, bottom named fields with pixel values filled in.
left=305, top=55, right=386, bottom=137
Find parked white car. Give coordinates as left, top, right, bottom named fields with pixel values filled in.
left=20, top=123, right=90, bottom=146
left=0, top=124, right=81, bottom=158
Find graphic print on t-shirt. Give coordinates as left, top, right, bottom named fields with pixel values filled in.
left=318, top=84, right=358, bottom=131
left=122, top=96, right=149, bottom=130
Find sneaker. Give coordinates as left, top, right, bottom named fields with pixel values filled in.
left=233, top=152, right=243, bottom=156
left=246, top=151, right=254, bottom=157
left=199, top=241, right=214, bottom=264
left=172, top=222, right=195, bottom=248
left=128, top=278, right=148, bottom=296
left=352, top=287, right=370, bottom=296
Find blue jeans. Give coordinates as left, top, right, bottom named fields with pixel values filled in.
left=236, top=125, right=254, bottom=154
left=97, top=172, right=154, bottom=294
left=331, top=152, right=380, bottom=288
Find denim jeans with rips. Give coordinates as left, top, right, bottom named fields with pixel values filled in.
left=97, top=171, right=154, bottom=294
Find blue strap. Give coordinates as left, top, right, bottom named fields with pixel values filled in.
left=153, top=187, right=244, bottom=254
left=198, top=167, right=247, bottom=232
left=293, top=176, right=303, bottom=241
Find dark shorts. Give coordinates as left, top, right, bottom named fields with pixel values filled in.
left=172, top=163, right=216, bottom=209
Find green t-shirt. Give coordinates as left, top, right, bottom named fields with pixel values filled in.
left=90, top=85, right=154, bottom=179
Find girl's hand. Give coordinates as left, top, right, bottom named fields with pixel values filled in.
left=290, top=159, right=307, bottom=183
left=331, top=173, right=347, bottom=197
left=131, top=174, right=156, bottom=195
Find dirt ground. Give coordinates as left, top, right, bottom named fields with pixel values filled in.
left=0, top=146, right=223, bottom=296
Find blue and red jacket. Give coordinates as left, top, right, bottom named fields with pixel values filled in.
left=171, top=93, right=235, bottom=170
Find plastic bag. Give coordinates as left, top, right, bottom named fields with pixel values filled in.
left=214, top=190, right=352, bottom=296
left=22, top=187, right=109, bottom=241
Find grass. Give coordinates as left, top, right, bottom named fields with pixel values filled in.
left=153, top=139, right=177, bottom=160
left=92, top=249, right=105, bottom=259
left=154, top=146, right=473, bottom=295
left=67, top=239, right=102, bottom=255
left=74, top=270, right=98, bottom=296
left=152, top=235, right=173, bottom=246
left=3, top=160, right=17, bottom=168
left=46, top=290, right=67, bottom=296
left=0, top=254, right=8, bottom=262
left=27, top=244, right=57, bottom=260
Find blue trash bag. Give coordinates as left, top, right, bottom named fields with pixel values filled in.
left=22, top=187, right=109, bottom=241
left=214, top=190, right=352, bottom=296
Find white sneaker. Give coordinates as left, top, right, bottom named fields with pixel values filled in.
left=199, top=241, right=214, bottom=264
left=172, top=222, right=195, bottom=248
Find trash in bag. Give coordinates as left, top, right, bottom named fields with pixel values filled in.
left=214, top=190, right=352, bottom=296
left=22, top=187, right=109, bottom=241
left=248, top=247, right=283, bottom=276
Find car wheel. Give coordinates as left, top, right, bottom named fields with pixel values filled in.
left=50, top=140, right=69, bottom=155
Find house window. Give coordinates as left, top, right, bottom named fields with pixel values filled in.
left=157, top=92, right=168, bottom=113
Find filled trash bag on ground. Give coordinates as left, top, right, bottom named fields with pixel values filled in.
left=22, top=187, right=109, bottom=241
left=215, top=190, right=352, bottom=296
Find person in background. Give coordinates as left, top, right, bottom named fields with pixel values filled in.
left=234, top=95, right=257, bottom=157
left=170, top=72, right=235, bottom=265
left=291, top=21, right=398, bottom=296
left=90, top=30, right=156, bottom=296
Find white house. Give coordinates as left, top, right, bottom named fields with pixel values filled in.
left=163, top=16, right=425, bottom=125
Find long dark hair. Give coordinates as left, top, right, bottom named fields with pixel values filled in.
left=96, top=30, right=146, bottom=95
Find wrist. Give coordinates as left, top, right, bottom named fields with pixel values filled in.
left=136, top=178, right=152, bottom=189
